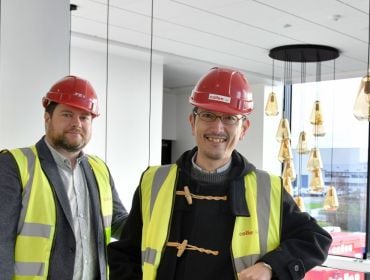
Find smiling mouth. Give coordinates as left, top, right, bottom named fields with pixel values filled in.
left=67, top=129, right=82, bottom=134
left=206, top=136, right=227, bottom=143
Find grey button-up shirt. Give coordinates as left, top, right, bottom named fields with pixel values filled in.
left=46, top=141, right=98, bottom=279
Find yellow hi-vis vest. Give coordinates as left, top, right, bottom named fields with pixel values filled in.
left=140, top=164, right=282, bottom=280
left=7, top=146, right=113, bottom=280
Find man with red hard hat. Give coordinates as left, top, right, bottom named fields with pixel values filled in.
left=108, top=67, right=332, bottom=280
left=0, top=76, right=128, bottom=279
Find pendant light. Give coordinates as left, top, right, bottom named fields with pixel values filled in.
left=307, top=61, right=326, bottom=193
left=296, top=131, right=309, bottom=154
left=278, top=138, right=293, bottom=162
left=353, top=0, right=370, bottom=121
left=307, top=147, right=323, bottom=171
left=296, top=133, right=305, bottom=211
left=309, top=169, right=325, bottom=192
left=276, top=118, right=291, bottom=141
left=283, top=177, right=294, bottom=195
left=310, top=100, right=326, bottom=136
left=282, top=159, right=296, bottom=181
left=324, top=60, right=340, bottom=211
left=269, top=44, right=339, bottom=211
left=265, top=59, right=279, bottom=116
left=324, top=186, right=339, bottom=211
left=294, top=62, right=308, bottom=211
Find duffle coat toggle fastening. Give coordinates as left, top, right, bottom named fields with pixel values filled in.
left=175, top=185, right=228, bottom=205
left=167, top=239, right=219, bottom=257
left=168, top=186, right=226, bottom=258
left=171, top=183, right=251, bottom=261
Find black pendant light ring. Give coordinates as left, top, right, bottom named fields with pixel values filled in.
left=269, top=44, right=339, bottom=63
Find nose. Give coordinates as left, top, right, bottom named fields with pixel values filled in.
left=211, top=117, right=225, bottom=131
left=71, top=115, right=82, bottom=127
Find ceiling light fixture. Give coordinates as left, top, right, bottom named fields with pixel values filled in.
left=265, top=59, right=279, bottom=116
left=269, top=44, right=339, bottom=210
left=353, top=0, right=370, bottom=121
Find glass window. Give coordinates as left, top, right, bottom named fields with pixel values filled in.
left=291, top=78, right=368, bottom=259
left=305, top=266, right=365, bottom=280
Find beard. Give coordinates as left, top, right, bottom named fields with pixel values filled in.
left=49, top=129, right=90, bottom=153
left=53, top=135, right=87, bottom=152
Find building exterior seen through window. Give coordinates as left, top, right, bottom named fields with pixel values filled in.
left=290, top=77, right=368, bottom=266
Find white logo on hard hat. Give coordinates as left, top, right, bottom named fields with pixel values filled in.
left=208, top=93, right=231, bottom=104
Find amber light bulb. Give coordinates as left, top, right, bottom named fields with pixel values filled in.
left=323, top=186, right=339, bottom=211
left=278, top=139, right=293, bottom=162
left=310, top=100, right=325, bottom=136
left=282, top=160, right=296, bottom=181
left=276, top=118, right=291, bottom=142
left=296, top=131, right=309, bottom=154
left=282, top=176, right=293, bottom=196
left=353, top=75, right=370, bottom=121
left=307, top=148, right=323, bottom=171
left=309, top=169, right=324, bottom=192
left=265, top=91, right=279, bottom=116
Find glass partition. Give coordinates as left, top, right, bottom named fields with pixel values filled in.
left=305, top=267, right=365, bottom=280
left=291, top=78, right=368, bottom=260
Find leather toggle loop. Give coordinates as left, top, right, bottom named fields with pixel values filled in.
left=167, top=240, right=219, bottom=257
left=183, top=186, right=193, bottom=205
left=177, top=239, right=188, bottom=257
left=176, top=186, right=227, bottom=205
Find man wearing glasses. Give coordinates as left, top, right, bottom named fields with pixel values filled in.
left=108, top=67, right=332, bottom=280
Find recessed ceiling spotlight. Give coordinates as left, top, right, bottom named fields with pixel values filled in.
left=70, top=4, right=78, bottom=11
left=330, top=14, right=342, bottom=21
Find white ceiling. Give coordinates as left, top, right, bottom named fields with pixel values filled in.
left=71, top=0, right=370, bottom=89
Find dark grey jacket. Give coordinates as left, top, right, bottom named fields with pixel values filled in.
left=0, top=137, right=128, bottom=279
left=108, top=148, right=332, bottom=280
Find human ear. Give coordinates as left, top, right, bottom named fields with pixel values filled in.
left=239, top=119, right=250, bottom=140
left=189, top=113, right=196, bottom=136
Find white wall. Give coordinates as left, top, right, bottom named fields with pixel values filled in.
left=162, top=91, right=177, bottom=140
left=170, top=87, right=196, bottom=161
left=0, top=0, right=70, bottom=149
left=70, top=45, right=163, bottom=209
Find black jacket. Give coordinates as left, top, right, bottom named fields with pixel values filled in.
left=108, top=148, right=332, bottom=280
left=0, top=137, right=128, bottom=279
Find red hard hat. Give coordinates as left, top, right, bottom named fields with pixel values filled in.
left=189, top=67, right=253, bottom=115
left=42, top=75, right=99, bottom=117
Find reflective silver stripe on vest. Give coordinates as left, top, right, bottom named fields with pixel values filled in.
left=142, top=247, right=157, bottom=265
left=103, top=215, right=112, bottom=228
left=256, top=169, right=271, bottom=256
left=17, top=148, right=36, bottom=235
left=149, top=164, right=172, bottom=217
left=19, top=222, right=51, bottom=238
left=234, top=170, right=272, bottom=273
left=142, top=165, right=172, bottom=266
left=15, top=262, right=44, bottom=276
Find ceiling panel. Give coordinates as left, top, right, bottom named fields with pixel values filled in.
left=71, top=0, right=370, bottom=88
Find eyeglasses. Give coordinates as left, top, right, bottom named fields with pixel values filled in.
left=193, top=111, right=246, bottom=125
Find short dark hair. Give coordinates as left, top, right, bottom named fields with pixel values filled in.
left=45, top=102, right=58, bottom=117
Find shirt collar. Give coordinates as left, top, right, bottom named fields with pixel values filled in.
left=44, top=138, right=85, bottom=168
left=191, top=152, right=231, bottom=174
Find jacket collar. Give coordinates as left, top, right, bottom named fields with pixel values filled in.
left=176, top=147, right=254, bottom=217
